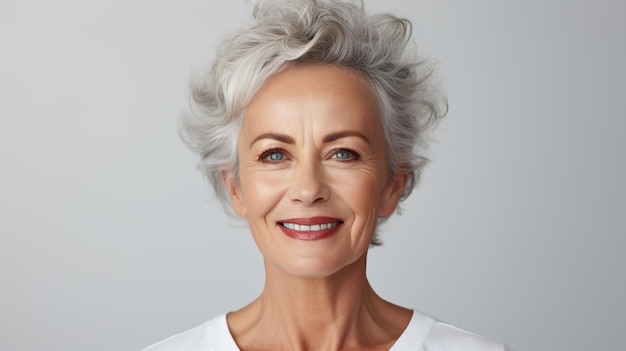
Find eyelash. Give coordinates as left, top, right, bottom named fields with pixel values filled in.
left=257, top=147, right=361, bottom=163
left=258, top=147, right=286, bottom=163
left=329, top=147, right=360, bottom=162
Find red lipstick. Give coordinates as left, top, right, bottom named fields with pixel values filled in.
left=277, top=216, right=343, bottom=241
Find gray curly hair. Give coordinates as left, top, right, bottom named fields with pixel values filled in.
left=179, top=0, right=447, bottom=244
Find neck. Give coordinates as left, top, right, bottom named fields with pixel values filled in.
left=228, top=253, right=411, bottom=351
left=262, top=253, right=372, bottom=328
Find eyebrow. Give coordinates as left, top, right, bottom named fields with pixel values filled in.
left=250, top=133, right=295, bottom=147
left=250, top=130, right=371, bottom=147
left=322, top=131, right=370, bottom=145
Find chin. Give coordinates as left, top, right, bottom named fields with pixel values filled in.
left=271, top=251, right=366, bottom=279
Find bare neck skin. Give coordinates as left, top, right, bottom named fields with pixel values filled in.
left=227, top=253, right=413, bottom=351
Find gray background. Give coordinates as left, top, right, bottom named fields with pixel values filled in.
left=1, top=0, right=624, bottom=350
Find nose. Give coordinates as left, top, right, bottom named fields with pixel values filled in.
left=287, top=159, right=330, bottom=206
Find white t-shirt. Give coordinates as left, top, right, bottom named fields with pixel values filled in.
left=143, top=310, right=508, bottom=351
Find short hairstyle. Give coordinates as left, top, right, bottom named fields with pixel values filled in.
left=179, top=0, right=447, bottom=244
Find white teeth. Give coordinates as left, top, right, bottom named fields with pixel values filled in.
left=282, top=221, right=340, bottom=231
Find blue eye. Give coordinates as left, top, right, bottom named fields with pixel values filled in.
left=259, top=148, right=286, bottom=163
left=331, top=149, right=358, bottom=161
left=267, top=152, right=284, bottom=161
left=334, top=151, right=352, bottom=159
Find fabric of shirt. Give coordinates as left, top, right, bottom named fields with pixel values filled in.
left=142, top=310, right=508, bottom=351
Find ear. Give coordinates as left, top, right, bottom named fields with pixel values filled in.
left=221, top=169, right=247, bottom=218
left=378, top=172, right=409, bottom=217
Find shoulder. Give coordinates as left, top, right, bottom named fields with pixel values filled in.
left=392, top=310, right=508, bottom=351
left=424, top=319, right=509, bottom=351
left=141, top=314, right=237, bottom=351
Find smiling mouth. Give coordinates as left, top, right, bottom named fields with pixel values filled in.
left=277, top=217, right=343, bottom=240
left=279, top=221, right=342, bottom=231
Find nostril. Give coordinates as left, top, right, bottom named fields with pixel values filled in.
left=287, top=163, right=331, bottom=205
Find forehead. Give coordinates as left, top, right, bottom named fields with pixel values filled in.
left=243, top=64, right=381, bottom=135
left=249, top=64, right=376, bottom=106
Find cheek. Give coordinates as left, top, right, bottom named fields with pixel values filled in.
left=330, top=168, right=388, bottom=213
left=327, top=171, right=384, bottom=250
left=240, top=171, right=287, bottom=216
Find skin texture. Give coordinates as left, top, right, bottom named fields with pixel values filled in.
left=222, top=64, right=411, bottom=351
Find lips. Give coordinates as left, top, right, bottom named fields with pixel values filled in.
left=281, top=222, right=340, bottom=231
left=277, top=217, right=343, bottom=241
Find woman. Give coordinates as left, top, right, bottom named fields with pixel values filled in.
left=145, top=0, right=508, bottom=350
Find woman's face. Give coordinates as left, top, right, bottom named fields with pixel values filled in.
left=224, top=64, right=406, bottom=278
